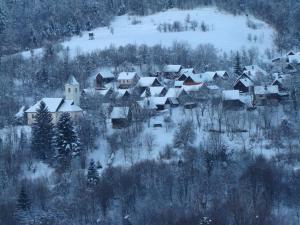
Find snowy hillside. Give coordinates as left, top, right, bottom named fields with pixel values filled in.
left=23, top=7, right=276, bottom=58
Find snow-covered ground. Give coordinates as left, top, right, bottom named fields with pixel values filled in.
left=22, top=7, right=276, bottom=58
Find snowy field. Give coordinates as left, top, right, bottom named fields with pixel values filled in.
left=23, top=7, right=276, bottom=58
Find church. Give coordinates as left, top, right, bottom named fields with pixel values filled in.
left=25, top=76, right=83, bottom=125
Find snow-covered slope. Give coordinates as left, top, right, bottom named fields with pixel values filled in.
left=23, top=7, right=275, bottom=58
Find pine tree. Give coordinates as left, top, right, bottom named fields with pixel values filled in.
left=234, top=52, right=242, bottom=76
left=31, top=101, right=54, bottom=160
left=54, top=112, right=81, bottom=172
left=17, top=186, right=30, bottom=211
left=87, top=159, right=99, bottom=186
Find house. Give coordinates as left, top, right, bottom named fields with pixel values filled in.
left=183, top=74, right=204, bottom=85
left=178, top=68, right=195, bottom=81
left=117, top=72, right=140, bottom=89
left=183, top=83, right=209, bottom=101
left=287, top=53, right=300, bottom=64
left=254, top=85, right=280, bottom=105
left=272, top=74, right=292, bottom=91
left=165, top=88, right=190, bottom=106
left=222, top=90, right=252, bottom=110
left=91, top=70, right=115, bottom=89
left=242, top=65, right=267, bottom=82
left=200, top=72, right=219, bottom=83
left=150, top=97, right=171, bottom=111
left=82, top=87, right=114, bottom=101
left=25, top=98, right=83, bottom=125
left=162, top=65, right=183, bottom=79
left=136, top=77, right=162, bottom=93
left=115, top=89, right=132, bottom=101
left=140, top=86, right=167, bottom=98
left=215, top=71, right=230, bottom=79
left=111, top=106, right=132, bottom=129
left=234, top=77, right=254, bottom=93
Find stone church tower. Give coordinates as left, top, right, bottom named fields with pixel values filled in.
left=65, top=75, right=80, bottom=106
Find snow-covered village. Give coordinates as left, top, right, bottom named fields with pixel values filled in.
left=1, top=1, right=300, bottom=225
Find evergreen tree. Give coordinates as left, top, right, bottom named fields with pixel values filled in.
left=31, top=101, right=54, bottom=160
left=87, top=159, right=99, bottom=186
left=17, top=186, right=30, bottom=211
left=54, top=112, right=80, bottom=172
left=234, top=51, right=242, bottom=76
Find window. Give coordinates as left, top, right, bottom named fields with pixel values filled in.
left=68, top=88, right=71, bottom=93
left=75, top=88, right=77, bottom=93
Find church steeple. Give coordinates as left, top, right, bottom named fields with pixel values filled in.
left=65, top=75, right=80, bottom=106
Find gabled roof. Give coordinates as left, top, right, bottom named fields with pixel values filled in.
left=66, top=76, right=79, bottom=85
left=116, top=89, right=131, bottom=98
left=163, top=65, right=182, bottom=73
left=95, top=69, right=114, bottom=79
left=137, top=77, right=161, bottom=87
left=83, top=87, right=112, bottom=96
left=234, top=77, right=253, bottom=87
left=140, top=86, right=165, bottom=98
left=151, top=97, right=169, bottom=105
left=117, top=72, right=138, bottom=80
left=242, top=65, right=267, bottom=80
left=288, top=54, right=300, bottom=64
left=200, top=72, right=218, bottom=82
left=58, top=100, right=82, bottom=112
left=215, top=71, right=228, bottom=78
left=111, top=107, right=130, bottom=119
left=254, top=85, right=279, bottom=95
left=26, top=98, right=64, bottom=113
left=165, top=88, right=184, bottom=98
left=26, top=98, right=82, bottom=113
left=174, top=80, right=184, bottom=87
left=183, top=83, right=206, bottom=92
left=179, top=68, right=195, bottom=76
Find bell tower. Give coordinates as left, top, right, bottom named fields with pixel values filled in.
left=65, top=75, right=80, bottom=106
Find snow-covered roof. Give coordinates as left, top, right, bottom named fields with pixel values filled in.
left=183, top=83, right=205, bottom=92
left=117, top=72, right=138, bottom=80
left=95, top=69, right=114, bottom=79
left=235, top=77, right=253, bottom=87
left=165, top=88, right=184, bottom=98
left=26, top=98, right=82, bottom=113
left=207, top=85, right=220, bottom=90
left=116, top=89, right=131, bottom=98
left=222, top=90, right=240, bottom=100
left=200, top=72, right=217, bottom=82
left=215, top=71, right=228, bottom=78
left=111, top=107, right=130, bottom=119
left=26, top=98, right=64, bottom=113
left=179, top=68, right=195, bottom=76
left=242, top=65, right=267, bottom=80
left=186, top=74, right=203, bottom=83
left=66, top=76, right=79, bottom=85
left=288, top=54, right=300, bottom=64
left=151, top=97, right=169, bottom=105
left=174, top=80, right=184, bottom=87
left=163, top=65, right=182, bottom=73
left=58, top=100, right=82, bottom=112
left=83, top=87, right=112, bottom=96
left=15, top=106, right=25, bottom=118
left=137, top=77, right=160, bottom=87
left=272, top=73, right=291, bottom=85
left=254, top=85, right=279, bottom=95
left=140, top=86, right=165, bottom=98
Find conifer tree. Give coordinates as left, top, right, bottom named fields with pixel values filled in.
left=87, top=159, right=99, bottom=186
left=234, top=51, right=242, bottom=76
left=31, top=101, right=54, bottom=160
left=54, top=112, right=80, bottom=172
left=17, top=186, right=30, bottom=211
